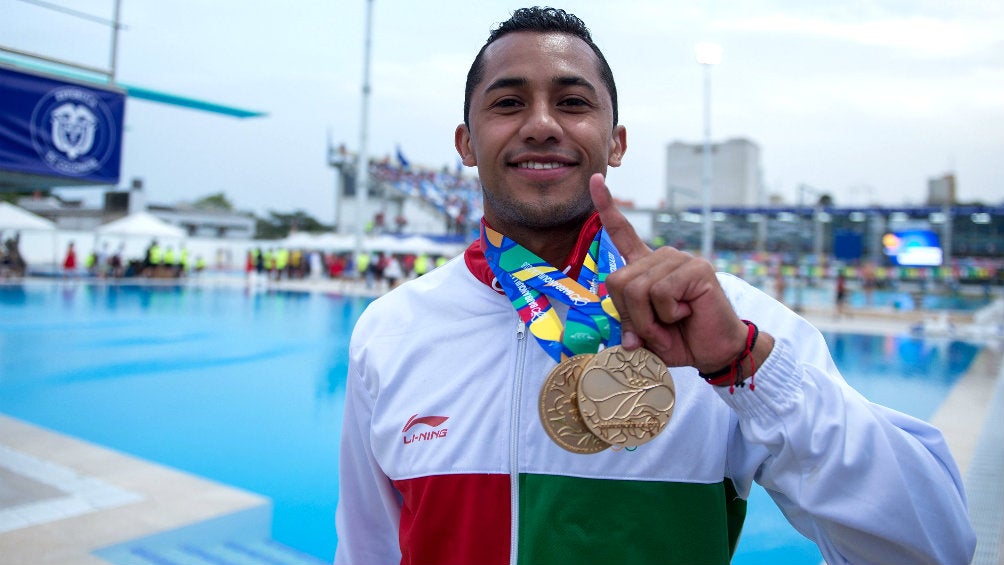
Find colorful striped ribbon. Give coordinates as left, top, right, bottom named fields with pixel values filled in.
left=482, top=222, right=624, bottom=362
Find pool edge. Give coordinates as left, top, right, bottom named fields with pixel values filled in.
left=0, top=414, right=269, bottom=565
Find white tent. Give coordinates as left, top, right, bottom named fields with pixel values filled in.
left=0, top=202, right=56, bottom=231
left=360, top=234, right=463, bottom=257
left=398, top=235, right=459, bottom=256
left=273, top=232, right=463, bottom=259
left=281, top=231, right=355, bottom=252
left=0, top=202, right=58, bottom=273
left=92, top=213, right=187, bottom=273
left=97, top=211, right=186, bottom=239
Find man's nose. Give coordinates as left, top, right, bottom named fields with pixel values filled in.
left=519, top=102, right=562, bottom=144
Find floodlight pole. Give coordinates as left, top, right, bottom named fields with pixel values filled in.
left=942, top=202, right=953, bottom=265
left=795, top=183, right=824, bottom=313
left=695, top=42, right=721, bottom=261
left=109, top=0, right=122, bottom=82
left=354, top=0, right=374, bottom=259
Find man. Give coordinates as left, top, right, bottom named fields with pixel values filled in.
left=335, top=7, right=975, bottom=565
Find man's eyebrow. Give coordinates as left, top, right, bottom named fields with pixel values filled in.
left=553, top=75, right=597, bottom=94
left=484, top=77, right=528, bottom=92
left=483, top=75, right=598, bottom=94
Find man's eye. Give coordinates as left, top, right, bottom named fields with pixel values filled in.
left=560, top=97, right=590, bottom=108
left=493, top=98, right=522, bottom=108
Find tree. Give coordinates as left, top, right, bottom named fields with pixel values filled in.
left=1, top=189, right=49, bottom=205
left=255, top=210, right=332, bottom=239
left=192, top=192, right=234, bottom=211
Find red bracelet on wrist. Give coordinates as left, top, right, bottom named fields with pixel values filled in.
left=699, top=320, right=759, bottom=393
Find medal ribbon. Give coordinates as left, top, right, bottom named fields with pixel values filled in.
left=481, top=222, right=624, bottom=362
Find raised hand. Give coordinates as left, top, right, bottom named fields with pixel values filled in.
left=589, top=173, right=759, bottom=374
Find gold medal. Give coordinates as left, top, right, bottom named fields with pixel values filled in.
left=577, top=346, right=675, bottom=448
left=539, top=354, right=609, bottom=454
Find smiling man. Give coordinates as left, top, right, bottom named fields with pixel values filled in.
left=455, top=28, right=625, bottom=267
left=335, top=7, right=975, bottom=565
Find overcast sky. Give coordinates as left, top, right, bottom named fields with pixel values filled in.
left=3, top=0, right=1002, bottom=223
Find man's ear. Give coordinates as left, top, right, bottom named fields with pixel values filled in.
left=607, top=124, right=627, bottom=167
left=455, top=123, right=477, bottom=166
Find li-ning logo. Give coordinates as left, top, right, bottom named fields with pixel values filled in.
left=402, top=413, right=449, bottom=445
left=30, top=87, right=117, bottom=176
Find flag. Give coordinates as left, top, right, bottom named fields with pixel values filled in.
left=396, top=145, right=410, bottom=168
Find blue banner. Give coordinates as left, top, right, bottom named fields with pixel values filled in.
left=0, top=65, right=125, bottom=185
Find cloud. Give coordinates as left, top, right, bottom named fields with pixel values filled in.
left=714, top=14, right=1001, bottom=58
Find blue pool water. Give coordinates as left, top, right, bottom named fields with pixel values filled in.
left=731, top=330, right=980, bottom=564
left=0, top=282, right=367, bottom=560
left=774, top=282, right=991, bottom=312
left=0, top=281, right=983, bottom=563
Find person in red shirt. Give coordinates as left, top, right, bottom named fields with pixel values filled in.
left=62, top=242, right=77, bottom=276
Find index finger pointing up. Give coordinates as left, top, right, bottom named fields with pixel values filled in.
left=590, top=173, right=652, bottom=263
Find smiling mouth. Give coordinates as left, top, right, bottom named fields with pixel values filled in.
left=515, top=161, right=570, bottom=170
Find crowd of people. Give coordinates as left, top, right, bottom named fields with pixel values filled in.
left=61, top=239, right=455, bottom=287
left=5, top=233, right=455, bottom=288
left=59, top=239, right=208, bottom=279
left=243, top=247, right=450, bottom=290
left=370, top=159, right=483, bottom=234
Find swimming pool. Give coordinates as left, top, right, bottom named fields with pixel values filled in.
left=0, top=281, right=982, bottom=563
left=732, top=330, right=980, bottom=564
left=779, top=282, right=992, bottom=312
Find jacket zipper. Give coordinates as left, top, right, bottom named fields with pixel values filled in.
left=509, top=318, right=527, bottom=565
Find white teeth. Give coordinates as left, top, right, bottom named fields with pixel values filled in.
left=517, top=161, right=563, bottom=170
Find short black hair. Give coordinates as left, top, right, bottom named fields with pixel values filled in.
left=463, top=6, right=618, bottom=128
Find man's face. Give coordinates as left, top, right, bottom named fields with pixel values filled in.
left=456, top=32, right=626, bottom=233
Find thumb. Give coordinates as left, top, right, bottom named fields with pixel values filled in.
left=590, top=173, right=648, bottom=350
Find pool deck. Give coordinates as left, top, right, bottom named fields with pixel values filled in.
left=1, top=276, right=1002, bottom=564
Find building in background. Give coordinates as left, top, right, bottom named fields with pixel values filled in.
left=665, top=138, right=763, bottom=209
left=18, top=179, right=255, bottom=240
left=927, top=173, right=957, bottom=206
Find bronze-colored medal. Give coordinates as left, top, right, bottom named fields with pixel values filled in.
left=577, top=346, right=675, bottom=448
left=539, top=354, right=609, bottom=454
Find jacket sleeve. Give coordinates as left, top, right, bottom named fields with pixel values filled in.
left=718, top=274, right=977, bottom=565
left=334, top=355, right=402, bottom=565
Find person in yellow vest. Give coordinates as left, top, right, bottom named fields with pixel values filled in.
left=413, top=253, right=430, bottom=277
left=434, top=255, right=448, bottom=268
left=355, top=251, right=370, bottom=281
left=150, top=242, right=165, bottom=277
left=84, top=251, right=97, bottom=276
left=275, top=247, right=290, bottom=280
left=146, top=239, right=163, bottom=276
left=163, top=246, right=177, bottom=278
left=264, top=249, right=275, bottom=279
